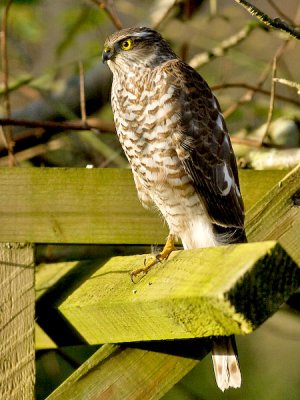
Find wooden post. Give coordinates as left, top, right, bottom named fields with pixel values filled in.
left=0, top=243, right=35, bottom=400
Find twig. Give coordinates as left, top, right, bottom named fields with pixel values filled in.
left=90, top=0, right=122, bottom=30
left=261, top=56, right=277, bottom=143
left=180, top=42, right=189, bottom=63
left=230, top=136, right=290, bottom=149
left=222, top=65, right=271, bottom=118
left=222, top=41, right=290, bottom=118
left=266, top=0, right=294, bottom=25
left=0, top=126, right=8, bottom=148
left=1, top=0, right=13, bottom=119
left=79, top=62, right=87, bottom=124
left=1, top=0, right=16, bottom=166
left=273, top=78, right=300, bottom=95
left=209, top=0, right=218, bottom=16
left=0, top=117, right=115, bottom=133
left=153, top=0, right=178, bottom=30
left=189, top=21, right=259, bottom=69
left=0, top=75, right=33, bottom=95
left=0, top=138, right=63, bottom=166
left=211, top=82, right=299, bottom=107
left=230, top=136, right=261, bottom=148
left=233, top=0, right=300, bottom=39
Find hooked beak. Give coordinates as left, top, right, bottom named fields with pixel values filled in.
left=102, top=47, right=114, bottom=63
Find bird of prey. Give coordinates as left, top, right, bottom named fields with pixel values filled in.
left=102, top=26, right=246, bottom=391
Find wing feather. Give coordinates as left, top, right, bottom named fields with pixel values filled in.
left=161, top=60, right=245, bottom=235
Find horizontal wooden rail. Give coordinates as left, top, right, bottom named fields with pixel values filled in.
left=59, top=241, right=299, bottom=343
left=0, top=167, right=287, bottom=244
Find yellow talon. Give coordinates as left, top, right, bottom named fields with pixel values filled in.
left=130, top=234, right=176, bottom=283
left=157, top=233, right=176, bottom=261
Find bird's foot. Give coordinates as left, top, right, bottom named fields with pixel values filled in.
left=130, top=234, right=176, bottom=283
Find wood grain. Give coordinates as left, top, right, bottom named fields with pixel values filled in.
left=246, top=163, right=300, bottom=264
left=0, top=243, right=35, bottom=400
left=33, top=166, right=299, bottom=400
left=0, top=168, right=287, bottom=244
left=59, top=241, right=299, bottom=343
left=47, top=343, right=200, bottom=400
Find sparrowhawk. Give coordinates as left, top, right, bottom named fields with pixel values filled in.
left=102, top=26, right=246, bottom=391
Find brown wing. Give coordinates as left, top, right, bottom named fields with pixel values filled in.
left=161, top=60, right=246, bottom=241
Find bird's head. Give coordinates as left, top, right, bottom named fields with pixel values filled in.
left=102, top=27, right=177, bottom=73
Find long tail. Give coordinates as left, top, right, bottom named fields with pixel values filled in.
left=211, top=335, right=241, bottom=391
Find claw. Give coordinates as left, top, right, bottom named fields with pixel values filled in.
left=130, top=234, right=176, bottom=283
left=130, top=255, right=158, bottom=283
left=130, top=268, right=146, bottom=283
left=155, top=254, right=162, bottom=263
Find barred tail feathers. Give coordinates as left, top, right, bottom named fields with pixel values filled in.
left=180, top=217, right=242, bottom=391
left=212, top=335, right=241, bottom=391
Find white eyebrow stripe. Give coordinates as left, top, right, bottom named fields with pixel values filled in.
left=131, top=31, right=152, bottom=38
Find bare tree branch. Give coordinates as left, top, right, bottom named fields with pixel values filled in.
left=0, top=0, right=16, bottom=165
left=79, top=62, right=87, bottom=124
left=230, top=136, right=292, bottom=150
left=266, top=0, right=294, bottom=25
left=273, top=78, right=300, bottom=94
left=233, top=0, right=300, bottom=39
left=0, top=63, right=113, bottom=152
left=90, top=0, right=123, bottom=30
left=189, top=21, right=260, bottom=69
left=0, top=117, right=115, bottom=133
left=222, top=64, right=271, bottom=119
left=222, top=41, right=290, bottom=119
left=211, top=82, right=300, bottom=108
left=153, top=0, right=178, bottom=30
left=261, top=56, right=277, bottom=143
left=0, top=138, right=63, bottom=166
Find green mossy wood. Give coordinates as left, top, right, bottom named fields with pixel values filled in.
left=0, top=168, right=287, bottom=244
left=42, top=165, right=300, bottom=400
left=0, top=166, right=299, bottom=400
left=0, top=243, right=35, bottom=400
left=47, top=343, right=199, bottom=400
left=59, top=241, right=299, bottom=343
left=246, top=164, right=300, bottom=264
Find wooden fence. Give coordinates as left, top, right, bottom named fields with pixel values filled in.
left=0, top=165, right=299, bottom=399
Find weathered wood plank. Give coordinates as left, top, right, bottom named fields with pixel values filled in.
left=246, top=163, right=300, bottom=264
left=35, top=261, right=80, bottom=301
left=41, top=166, right=299, bottom=400
left=0, top=243, right=35, bottom=400
left=46, top=343, right=200, bottom=400
left=0, top=168, right=153, bottom=244
left=0, top=168, right=287, bottom=244
left=59, top=241, right=299, bottom=343
left=35, top=261, right=80, bottom=349
left=35, top=258, right=108, bottom=347
left=35, top=323, right=56, bottom=350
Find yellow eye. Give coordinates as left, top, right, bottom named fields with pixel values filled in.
left=120, top=38, right=133, bottom=51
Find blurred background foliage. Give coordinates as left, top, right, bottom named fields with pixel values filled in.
left=1, top=0, right=300, bottom=169
left=1, top=0, right=300, bottom=399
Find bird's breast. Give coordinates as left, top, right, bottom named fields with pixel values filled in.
left=111, top=70, right=210, bottom=236
left=112, top=72, right=179, bottom=160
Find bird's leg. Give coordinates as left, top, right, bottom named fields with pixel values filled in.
left=156, top=233, right=176, bottom=261
left=130, top=234, right=176, bottom=282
